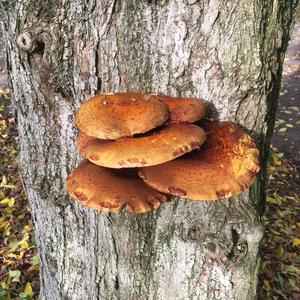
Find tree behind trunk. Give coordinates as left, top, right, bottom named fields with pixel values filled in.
left=1, top=0, right=298, bottom=299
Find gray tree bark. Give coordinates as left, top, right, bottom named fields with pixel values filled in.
left=1, top=0, right=298, bottom=299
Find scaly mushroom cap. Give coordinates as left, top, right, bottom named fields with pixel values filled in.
left=66, top=160, right=167, bottom=214
left=152, top=94, right=206, bottom=123
left=139, top=120, right=260, bottom=200
left=75, top=92, right=169, bottom=139
left=77, top=124, right=207, bottom=168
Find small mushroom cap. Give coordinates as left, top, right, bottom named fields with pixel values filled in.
left=75, top=92, right=169, bottom=139
left=77, top=124, right=207, bottom=168
left=66, top=160, right=167, bottom=214
left=152, top=94, right=206, bottom=123
left=139, top=120, right=260, bottom=201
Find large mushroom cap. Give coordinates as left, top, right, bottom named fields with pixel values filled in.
left=75, top=92, right=169, bottom=139
left=139, top=120, right=260, bottom=201
left=77, top=123, right=207, bottom=168
left=152, top=94, right=206, bottom=123
left=66, top=160, right=167, bottom=214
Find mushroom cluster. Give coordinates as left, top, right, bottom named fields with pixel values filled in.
left=66, top=92, right=260, bottom=214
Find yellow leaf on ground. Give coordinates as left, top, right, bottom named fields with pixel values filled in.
left=0, top=198, right=15, bottom=207
left=24, top=282, right=33, bottom=298
left=263, top=280, right=271, bottom=290
left=272, top=153, right=282, bottom=166
left=9, top=270, right=21, bottom=282
left=292, top=237, right=300, bottom=247
left=0, top=176, right=15, bottom=189
left=277, top=245, right=284, bottom=258
left=31, top=254, right=39, bottom=266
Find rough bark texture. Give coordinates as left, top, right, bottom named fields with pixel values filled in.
left=1, top=0, right=298, bottom=299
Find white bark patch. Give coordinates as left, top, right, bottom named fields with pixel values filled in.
left=201, top=0, right=220, bottom=35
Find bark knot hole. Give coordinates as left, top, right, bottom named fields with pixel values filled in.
left=206, top=242, right=217, bottom=253
left=16, top=33, right=45, bottom=55
left=227, top=227, right=248, bottom=263
left=17, top=33, right=34, bottom=52
left=227, top=228, right=239, bottom=260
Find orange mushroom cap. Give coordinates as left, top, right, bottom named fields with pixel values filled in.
left=139, top=120, right=260, bottom=201
left=75, top=92, right=169, bottom=139
left=77, top=123, right=207, bottom=168
left=66, top=160, right=167, bottom=214
left=152, top=94, right=206, bottom=123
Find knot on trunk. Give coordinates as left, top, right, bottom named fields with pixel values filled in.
left=17, top=31, right=47, bottom=55
left=16, top=24, right=50, bottom=55
left=201, top=221, right=262, bottom=264
left=203, top=234, right=230, bottom=261
left=16, top=32, right=36, bottom=52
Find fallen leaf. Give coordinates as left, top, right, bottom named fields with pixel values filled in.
left=8, top=270, right=21, bottom=283
left=24, top=282, right=33, bottom=298
left=292, top=238, right=300, bottom=247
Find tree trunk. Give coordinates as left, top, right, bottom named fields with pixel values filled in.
left=1, top=1, right=298, bottom=299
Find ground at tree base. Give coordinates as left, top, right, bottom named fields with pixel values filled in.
left=257, top=23, right=300, bottom=300
left=0, top=22, right=300, bottom=300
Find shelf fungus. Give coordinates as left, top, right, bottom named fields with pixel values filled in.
left=75, top=92, right=169, bottom=140
left=67, top=92, right=260, bottom=214
left=151, top=94, right=206, bottom=123
left=139, top=120, right=260, bottom=201
left=66, top=160, right=167, bottom=214
left=77, top=123, right=207, bottom=168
